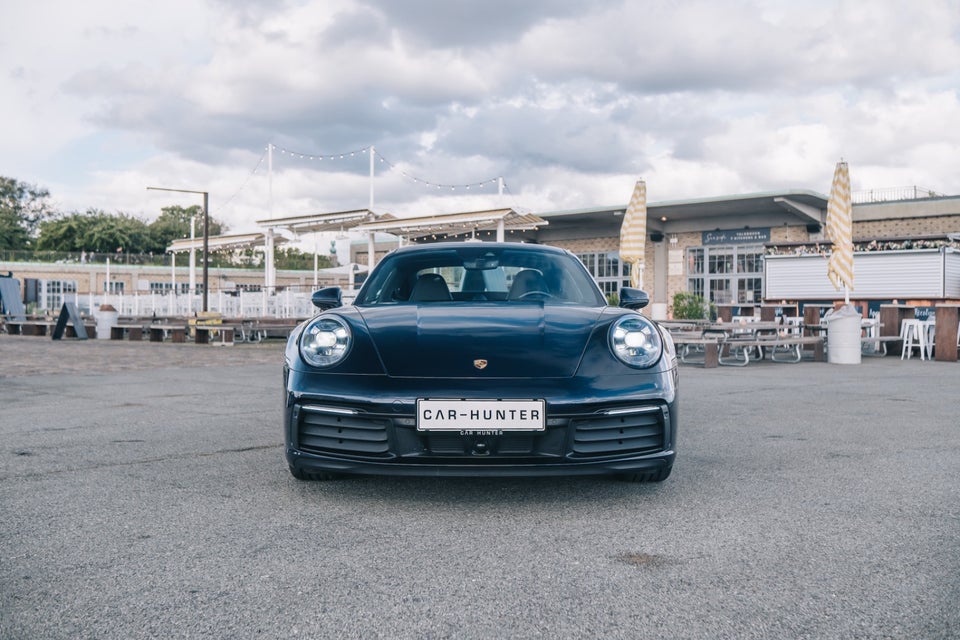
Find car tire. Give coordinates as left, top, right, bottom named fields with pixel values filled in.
left=616, top=465, right=672, bottom=483
left=288, top=465, right=342, bottom=481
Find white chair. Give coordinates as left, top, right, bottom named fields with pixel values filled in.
left=900, top=319, right=929, bottom=360
left=861, top=317, right=880, bottom=355
left=783, top=316, right=804, bottom=336
left=924, top=319, right=936, bottom=360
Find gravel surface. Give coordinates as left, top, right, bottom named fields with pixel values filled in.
left=1, top=334, right=959, bottom=639
left=0, top=334, right=282, bottom=377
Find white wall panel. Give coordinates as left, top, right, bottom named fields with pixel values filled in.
left=765, top=249, right=949, bottom=300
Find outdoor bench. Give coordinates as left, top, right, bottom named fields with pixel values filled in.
left=860, top=335, right=902, bottom=357
left=672, top=331, right=824, bottom=367
left=6, top=320, right=57, bottom=336
left=194, top=324, right=241, bottom=345
left=110, top=323, right=147, bottom=341
left=719, top=335, right=825, bottom=366
left=148, top=324, right=187, bottom=343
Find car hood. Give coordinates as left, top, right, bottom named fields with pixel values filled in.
left=356, top=304, right=605, bottom=378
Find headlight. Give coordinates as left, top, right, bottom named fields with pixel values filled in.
left=609, top=315, right=663, bottom=368
left=300, top=315, right=352, bottom=368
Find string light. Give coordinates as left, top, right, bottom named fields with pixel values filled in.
left=263, top=141, right=528, bottom=213
left=211, top=148, right=268, bottom=216
left=271, top=143, right=371, bottom=161
left=270, top=143, right=507, bottom=193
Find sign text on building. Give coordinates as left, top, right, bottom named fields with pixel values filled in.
left=702, top=228, right=771, bottom=245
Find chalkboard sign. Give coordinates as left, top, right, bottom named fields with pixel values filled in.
left=52, top=302, right=88, bottom=340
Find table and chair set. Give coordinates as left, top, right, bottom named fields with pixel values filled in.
left=660, top=306, right=960, bottom=367
left=898, top=314, right=960, bottom=361
left=662, top=316, right=825, bottom=367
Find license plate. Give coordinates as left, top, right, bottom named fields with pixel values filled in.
left=416, top=399, right=545, bottom=432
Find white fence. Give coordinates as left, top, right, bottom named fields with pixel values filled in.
left=64, top=288, right=359, bottom=318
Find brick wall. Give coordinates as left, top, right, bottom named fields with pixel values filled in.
left=854, top=215, right=960, bottom=239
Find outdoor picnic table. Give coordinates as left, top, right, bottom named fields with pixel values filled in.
left=668, top=319, right=825, bottom=367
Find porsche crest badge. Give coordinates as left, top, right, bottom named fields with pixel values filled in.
left=473, top=359, right=488, bottom=370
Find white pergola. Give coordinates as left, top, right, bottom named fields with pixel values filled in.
left=355, top=208, right=547, bottom=243
left=166, top=232, right=290, bottom=295
left=242, top=208, right=546, bottom=292
left=256, top=209, right=394, bottom=289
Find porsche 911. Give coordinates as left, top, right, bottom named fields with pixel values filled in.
left=283, top=242, right=678, bottom=482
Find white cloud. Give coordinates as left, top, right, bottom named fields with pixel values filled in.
left=1, top=0, right=959, bottom=237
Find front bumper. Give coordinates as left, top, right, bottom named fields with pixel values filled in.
left=284, top=393, right=676, bottom=478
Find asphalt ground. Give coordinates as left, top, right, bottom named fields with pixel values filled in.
left=1, top=334, right=959, bottom=639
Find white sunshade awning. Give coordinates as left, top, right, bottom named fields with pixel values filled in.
left=355, top=208, right=548, bottom=238
left=256, top=209, right=394, bottom=235
left=166, top=232, right=290, bottom=253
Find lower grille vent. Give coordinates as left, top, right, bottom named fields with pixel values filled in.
left=297, top=409, right=390, bottom=456
left=571, top=410, right=664, bottom=456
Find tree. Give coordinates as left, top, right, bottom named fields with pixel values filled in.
left=37, top=209, right=153, bottom=254
left=148, top=205, right=226, bottom=254
left=0, top=176, right=55, bottom=249
left=36, top=212, right=88, bottom=251
left=274, top=247, right=333, bottom=270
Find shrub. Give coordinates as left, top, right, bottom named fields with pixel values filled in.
left=672, top=292, right=715, bottom=320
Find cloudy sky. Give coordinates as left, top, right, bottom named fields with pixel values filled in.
left=3, top=0, right=959, bottom=238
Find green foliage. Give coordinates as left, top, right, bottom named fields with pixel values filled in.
left=37, top=209, right=153, bottom=254
left=148, top=205, right=226, bottom=253
left=0, top=209, right=31, bottom=250
left=0, top=176, right=55, bottom=249
left=34, top=204, right=229, bottom=255
left=274, top=247, right=333, bottom=271
left=672, top=291, right=715, bottom=320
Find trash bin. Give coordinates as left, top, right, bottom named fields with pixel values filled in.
left=824, top=304, right=861, bottom=364
left=95, top=304, right=119, bottom=340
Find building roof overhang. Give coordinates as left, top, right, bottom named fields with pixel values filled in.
left=535, top=190, right=829, bottom=238
left=166, top=232, right=290, bottom=253
left=356, top=208, right=548, bottom=240
left=255, top=209, right=393, bottom=235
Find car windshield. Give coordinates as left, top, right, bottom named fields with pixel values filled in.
left=355, top=245, right=606, bottom=307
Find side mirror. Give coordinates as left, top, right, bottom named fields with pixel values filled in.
left=619, top=287, right=649, bottom=310
left=311, top=287, right=343, bottom=310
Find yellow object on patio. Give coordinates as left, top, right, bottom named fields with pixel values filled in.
left=619, top=179, right=648, bottom=289
left=826, top=160, right=854, bottom=299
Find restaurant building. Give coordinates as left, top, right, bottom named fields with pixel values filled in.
left=346, top=187, right=960, bottom=318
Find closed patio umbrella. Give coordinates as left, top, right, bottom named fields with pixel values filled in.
left=826, top=160, right=854, bottom=302
left=824, top=160, right=861, bottom=364
left=619, top=179, right=647, bottom=288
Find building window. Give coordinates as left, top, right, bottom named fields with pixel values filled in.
left=42, top=279, right=78, bottom=310
left=149, top=282, right=189, bottom=294
left=686, top=245, right=764, bottom=304
left=576, top=251, right=628, bottom=298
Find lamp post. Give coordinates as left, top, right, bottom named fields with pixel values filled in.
left=147, top=186, right=210, bottom=312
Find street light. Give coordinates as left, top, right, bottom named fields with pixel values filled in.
left=147, top=186, right=209, bottom=312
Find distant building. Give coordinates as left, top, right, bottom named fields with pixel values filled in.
left=4, top=187, right=959, bottom=316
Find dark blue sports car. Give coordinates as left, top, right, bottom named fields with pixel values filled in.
left=283, top=242, right=678, bottom=482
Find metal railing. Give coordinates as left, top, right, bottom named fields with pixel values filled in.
left=0, top=249, right=265, bottom=268
left=852, top=186, right=940, bottom=204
